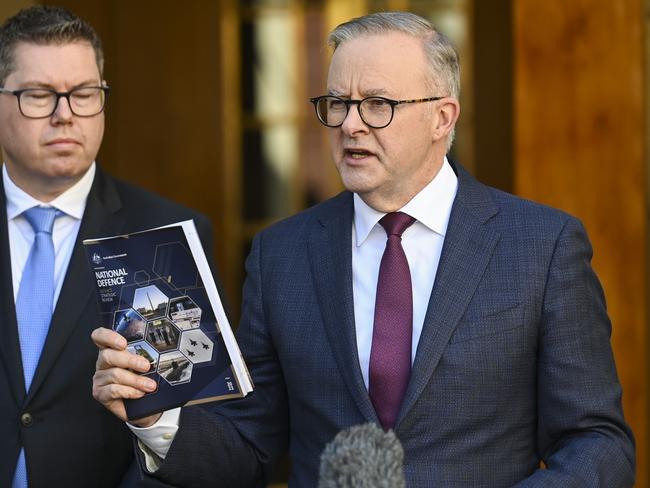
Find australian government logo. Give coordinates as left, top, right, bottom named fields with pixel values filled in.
left=92, top=252, right=102, bottom=265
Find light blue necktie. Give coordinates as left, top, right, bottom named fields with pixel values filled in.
left=12, top=206, right=58, bottom=488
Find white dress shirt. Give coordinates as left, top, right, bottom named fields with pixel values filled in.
left=132, top=157, right=458, bottom=463
left=353, top=157, right=457, bottom=387
left=4, top=162, right=96, bottom=308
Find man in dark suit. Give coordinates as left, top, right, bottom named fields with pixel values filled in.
left=0, top=6, right=213, bottom=487
left=93, top=11, right=635, bottom=487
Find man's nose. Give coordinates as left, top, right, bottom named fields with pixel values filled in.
left=51, top=94, right=74, bottom=122
left=340, top=103, right=369, bottom=136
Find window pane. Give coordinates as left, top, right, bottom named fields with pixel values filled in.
left=242, top=125, right=298, bottom=220
left=241, top=10, right=298, bottom=119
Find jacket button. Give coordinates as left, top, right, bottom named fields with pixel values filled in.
left=20, top=413, right=33, bottom=426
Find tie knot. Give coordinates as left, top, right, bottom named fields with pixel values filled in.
left=23, top=206, right=59, bottom=234
left=379, top=212, right=415, bottom=237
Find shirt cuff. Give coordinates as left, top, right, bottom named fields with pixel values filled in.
left=128, top=407, right=181, bottom=466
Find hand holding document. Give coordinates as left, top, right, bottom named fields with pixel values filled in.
left=86, top=220, right=252, bottom=421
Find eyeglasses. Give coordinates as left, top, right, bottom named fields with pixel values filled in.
left=0, top=85, right=110, bottom=118
left=309, top=95, right=443, bottom=129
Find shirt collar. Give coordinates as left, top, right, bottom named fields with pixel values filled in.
left=3, top=162, right=96, bottom=220
left=353, top=157, right=458, bottom=246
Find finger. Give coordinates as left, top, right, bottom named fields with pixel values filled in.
left=93, top=381, right=150, bottom=404
left=94, top=367, right=158, bottom=393
left=96, top=347, right=151, bottom=373
left=92, top=327, right=127, bottom=350
left=91, top=383, right=144, bottom=422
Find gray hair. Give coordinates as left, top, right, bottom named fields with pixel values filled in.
left=0, top=5, right=104, bottom=85
left=328, top=12, right=460, bottom=100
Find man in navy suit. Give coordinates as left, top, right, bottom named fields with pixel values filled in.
left=0, top=6, right=214, bottom=487
left=93, top=11, right=634, bottom=487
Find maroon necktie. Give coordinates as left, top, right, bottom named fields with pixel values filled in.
left=369, top=211, right=416, bottom=430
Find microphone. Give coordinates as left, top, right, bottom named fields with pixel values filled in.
left=318, top=423, right=405, bottom=488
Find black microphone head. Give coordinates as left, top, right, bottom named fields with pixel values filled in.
left=318, top=423, right=405, bottom=488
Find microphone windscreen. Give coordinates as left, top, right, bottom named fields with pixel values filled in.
left=318, top=423, right=405, bottom=488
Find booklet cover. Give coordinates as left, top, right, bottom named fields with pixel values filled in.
left=83, top=220, right=253, bottom=420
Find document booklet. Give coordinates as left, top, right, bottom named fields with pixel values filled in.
left=83, top=220, right=253, bottom=420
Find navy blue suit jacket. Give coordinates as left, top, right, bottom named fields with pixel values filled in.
left=0, top=166, right=214, bottom=487
left=148, top=162, right=634, bottom=487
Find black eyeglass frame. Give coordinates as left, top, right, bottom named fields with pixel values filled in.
left=0, top=85, right=110, bottom=119
left=309, top=95, right=444, bottom=129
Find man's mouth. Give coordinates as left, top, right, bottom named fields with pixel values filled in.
left=345, top=149, right=373, bottom=159
left=46, top=138, right=80, bottom=147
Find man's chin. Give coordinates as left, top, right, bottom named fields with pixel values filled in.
left=340, top=175, right=379, bottom=196
left=47, top=158, right=93, bottom=178
left=338, top=166, right=379, bottom=193
left=40, top=159, right=93, bottom=191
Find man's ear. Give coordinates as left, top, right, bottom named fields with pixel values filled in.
left=432, top=98, right=460, bottom=142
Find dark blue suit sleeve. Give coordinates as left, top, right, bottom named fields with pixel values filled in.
left=515, top=217, right=635, bottom=487
left=145, top=232, right=289, bottom=487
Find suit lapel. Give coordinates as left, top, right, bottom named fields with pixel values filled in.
left=26, top=168, right=125, bottom=402
left=309, top=193, right=378, bottom=423
left=0, top=177, right=26, bottom=403
left=397, top=164, right=501, bottom=426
